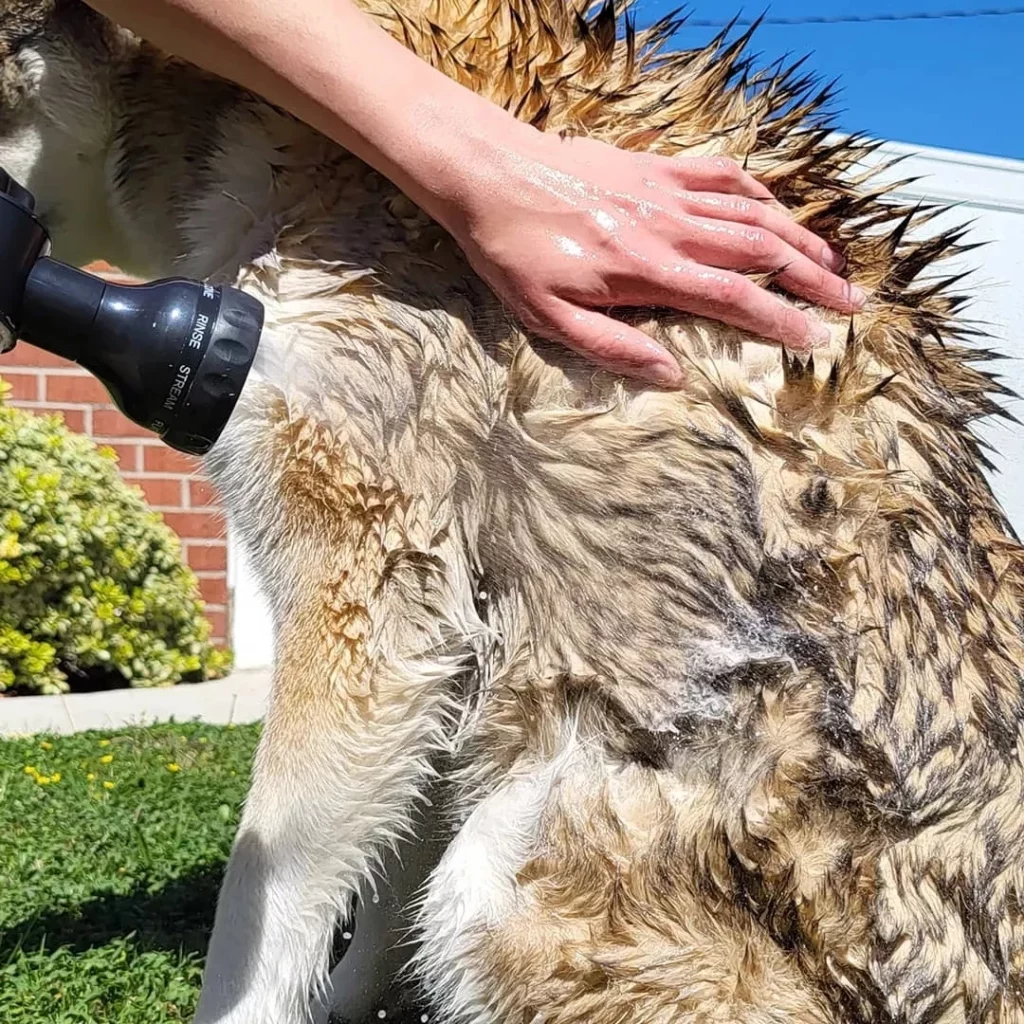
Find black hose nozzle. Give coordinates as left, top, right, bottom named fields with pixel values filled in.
left=0, top=167, right=263, bottom=455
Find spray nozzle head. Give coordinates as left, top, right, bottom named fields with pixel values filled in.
left=0, top=166, right=263, bottom=455
left=0, top=167, right=37, bottom=213
left=0, top=168, right=50, bottom=353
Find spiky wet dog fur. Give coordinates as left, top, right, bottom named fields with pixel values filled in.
left=3, top=1, right=1024, bottom=1021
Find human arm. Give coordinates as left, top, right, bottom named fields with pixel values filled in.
left=86, top=0, right=863, bottom=386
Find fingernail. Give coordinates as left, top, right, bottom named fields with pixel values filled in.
left=822, top=246, right=846, bottom=272
left=847, top=283, right=867, bottom=307
left=648, top=362, right=684, bottom=388
left=810, top=320, right=832, bottom=347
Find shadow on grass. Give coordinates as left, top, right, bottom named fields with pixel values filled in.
left=0, top=863, right=226, bottom=960
left=0, top=853, right=414, bottom=1022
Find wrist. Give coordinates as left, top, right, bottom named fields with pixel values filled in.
left=369, top=85, right=535, bottom=239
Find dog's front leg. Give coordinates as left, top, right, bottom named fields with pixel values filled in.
left=195, top=567, right=454, bottom=1024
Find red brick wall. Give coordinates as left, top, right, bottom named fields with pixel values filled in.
left=2, top=298, right=229, bottom=646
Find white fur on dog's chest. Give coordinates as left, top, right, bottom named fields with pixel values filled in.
left=415, top=759, right=564, bottom=1024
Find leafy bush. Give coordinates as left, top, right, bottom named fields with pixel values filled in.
left=0, top=380, right=231, bottom=694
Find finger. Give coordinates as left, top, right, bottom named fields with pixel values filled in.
left=667, top=155, right=775, bottom=201
left=677, top=217, right=865, bottom=313
left=629, top=261, right=832, bottom=353
left=676, top=190, right=844, bottom=272
left=540, top=300, right=683, bottom=387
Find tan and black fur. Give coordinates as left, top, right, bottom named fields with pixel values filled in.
left=1, top=2, right=1023, bottom=1022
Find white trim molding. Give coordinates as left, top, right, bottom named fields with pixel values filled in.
left=863, top=140, right=1024, bottom=214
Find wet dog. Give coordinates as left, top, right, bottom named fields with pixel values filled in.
left=3, top=2, right=1023, bottom=1021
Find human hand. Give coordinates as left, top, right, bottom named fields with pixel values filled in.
left=437, top=126, right=864, bottom=386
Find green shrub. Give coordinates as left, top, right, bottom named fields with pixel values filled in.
left=0, top=380, right=231, bottom=694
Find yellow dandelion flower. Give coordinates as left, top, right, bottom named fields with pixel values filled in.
left=103, top=781, right=115, bottom=790
left=99, top=754, right=113, bottom=764
left=166, top=762, right=181, bottom=773
left=23, top=765, right=36, bottom=775
left=50, top=772, right=61, bottom=783
left=86, top=772, right=96, bottom=782
left=98, top=739, right=111, bottom=747
left=39, top=741, right=53, bottom=751
left=35, top=775, right=50, bottom=786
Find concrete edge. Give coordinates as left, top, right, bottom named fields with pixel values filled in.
left=0, top=668, right=273, bottom=737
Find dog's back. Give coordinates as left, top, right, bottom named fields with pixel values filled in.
left=3, top=2, right=1024, bottom=1021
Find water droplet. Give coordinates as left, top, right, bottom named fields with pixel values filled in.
left=342, top=931, right=352, bottom=940
left=421, top=1016, right=429, bottom=1022
left=377, top=1012, right=386, bottom=1019
left=372, top=893, right=380, bottom=904
left=553, top=235, right=585, bottom=259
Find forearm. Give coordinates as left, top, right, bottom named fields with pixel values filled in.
left=84, top=0, right=520, bottom=231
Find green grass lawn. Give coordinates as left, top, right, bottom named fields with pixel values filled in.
left=0, top=721, right=260, bottom=1023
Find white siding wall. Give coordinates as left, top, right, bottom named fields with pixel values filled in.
left=865, top=143, right=1024, bottom=530
left=229, top=541, right=274, bottom=670
left=227, top=142, right=1024, bottom=670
